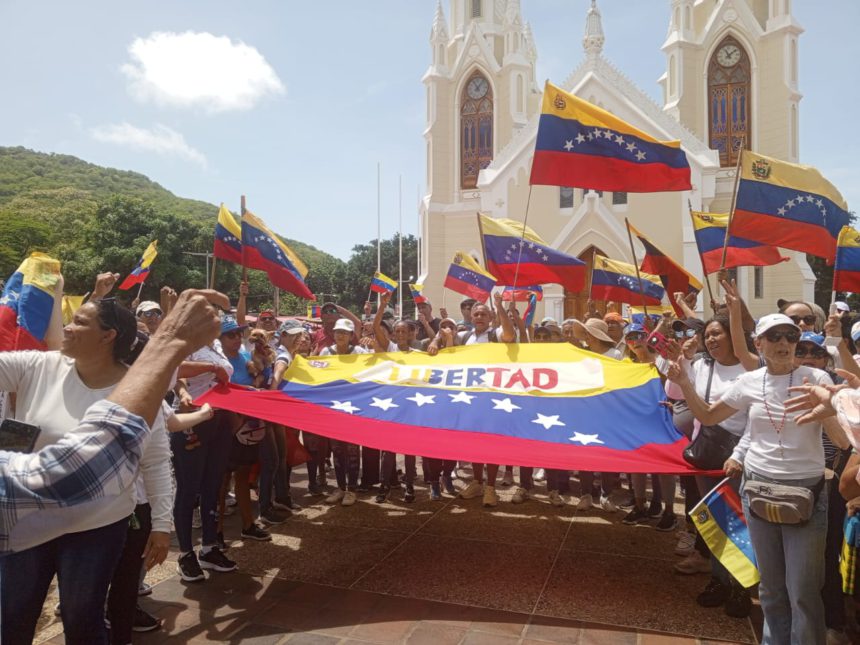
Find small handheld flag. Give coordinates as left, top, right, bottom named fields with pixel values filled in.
left=118, top=240, right=158, bottom=290
left=444, top=252, right=497, bottom=302
left=591, top=254, right=665, bottom=306
left=523, top=293, right=538, bottom=327
left=213, top=204, right=243, bottom=264
left=370, top=271, right=397, bottom=294
left=530, top=81, right=691, bottom=192
left=409, top=283, right=428, bottom=304
left=834, top=226, right=860, bottom=293
left=502, top=285, right=543, bottom=302
left=241, top=211, right=315, bottom=301
left=307, top=304, right=322, bottom=318
left=691, top=211, right=787, bottom=274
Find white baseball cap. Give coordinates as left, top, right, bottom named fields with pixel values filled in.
left=333, top=318, right=355, bottom=333
left=755, top=313, right=800, bottom=338
left=835, top=301, right=850, bottom=313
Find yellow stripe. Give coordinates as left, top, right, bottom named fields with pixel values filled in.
left=217, top=203, right=241, bottom=237
left=541, top=81, right=682, bottom=148
left=19, top=252, right=61, bottom=296
left=593, top=254, right=662, bottom=289
left=690, top=211, right=730, bottom=232
left=373, top=271, right=397, bottom=288
left=61, top=295, right=85, bottom=325
left=691, top=500, right=760, bottom=588
left=452, top=250, right=497, bottom=281
left=479, top=213, right=549, bottom=247
left=243, top=211, right=309, bottom=279
left=838, top=226, right=860, bottom=250
left=740, top=151, right=848, bottom=209
left=139, top=240, right=158, bottom=269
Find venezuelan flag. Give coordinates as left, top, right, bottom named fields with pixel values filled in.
left=409, top=283, right=428, bottom=304
left=241, top=210, right=315, bottom=301
left=530, top=81, right=691, bottom=192
left=834, top=226, right=860, bottom=293
left=627, top=221, right=702, bottom=317
left=479, top=213, right=586, bottom=292
left=213, top=204, right=242, bottom=264
left=691, top=211, right=787, bottom=275
left=0, top=252, right=61, bottom=351
left=523, top=293, right=538, bottom=326
left=732, top=151, right=850, bottom=262
left=307, top=304, right=321, bottom=318
left=118, top=240, right=158, bottom=290
left=690, top=478, right=760, bottom=588
left=198, top=343, right=696, bottom=473
left=591, top=254, right=665, bottom=306
left=444, top=252, right=496, bottom=302
left=502, top=285, right=543, bottom=302
left=370, top=271, right=397, bottom=294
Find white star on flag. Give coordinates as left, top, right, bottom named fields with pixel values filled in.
left=575, top=133, right=586, bottom=144
left=406, top=392, right=436, bottom=407
left=331, top=400, right=360, bottom=414
left=563, top=140, right=574, bottom=151
left=532, top=414, right=565, bottom=430
left=635, top=150, right=646, bottom=161
left=370, top=397, right=398, bottom=411
left=626, top=142, right=637, bottom=152
left=448, top=391, right=475, bottom=404
left=777, top=207, right=786, bottom=216
left=492, top=397, right=521, bottom=413
left=569, top=432, right=604, bottom=446
left=615, top=135, right=624, bottom=144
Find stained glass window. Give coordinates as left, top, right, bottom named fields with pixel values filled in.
left=460, top=71, right=493, bottom=189
left=708, top=36, right=751, bottom=167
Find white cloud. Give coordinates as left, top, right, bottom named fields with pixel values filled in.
left=121, top=31, right=285, bottom=112
left=90, top=122, right=207, bottom=167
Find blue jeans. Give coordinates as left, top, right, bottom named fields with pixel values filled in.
left=259, top=425, right=290, bottom=512
left=0, top=516, right=129, bottom=645
left=171, top=412, right=232, bottom=552
left=742, top=470, right=827, bottom=645
left=331, top=439, right=360, bottom=491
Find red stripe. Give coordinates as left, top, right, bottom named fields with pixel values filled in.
left=198, top=385, right=714, bottom=474
left=732, top=209, right=837, bottom=261
left=700, top=246, right=788, bottom=274
left=443, top=275, right=491, bottom=302
left=242, top=247, right=315, bottom=300
left=591, top=284, right=662, bottom=306
left=117, top=272, right=146, bottom=291
left=715, top=485, right=747, bottom=526
left=834, top=270, right=860, bottom=293
left=213, top=239, right=243, bottom=264
left=486, top=261, right=585, bottom=292
left=530, top=150, right=692, bottom=192
left=0, top=306, right=46, bottom=352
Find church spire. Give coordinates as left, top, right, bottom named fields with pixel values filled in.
left=430, top=0, right=448, bottom=44
left=583, top=0, right=605, bottom=57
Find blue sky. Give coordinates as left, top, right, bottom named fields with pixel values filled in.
left=1, top=1, right=856, bottom=260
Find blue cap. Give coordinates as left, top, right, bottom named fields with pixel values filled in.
left=798, top=332, right=825, bottom=348
left=220, top=315, right=247, bottom=335
left=625, top=322, right=647, bottom=336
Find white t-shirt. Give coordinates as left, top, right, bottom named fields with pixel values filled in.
left=0, top=351, right=173, bottom=549
left=319, top=345, right=369, bottom=356
left=457, top=328, right=500, bottom=345
left=184, top=341, right=233, bottom=400
left=601, top=347, right=623, bottom=361
left=722, top=365, right=831, bottom=480
left=687, top=359, right=748, bottom=436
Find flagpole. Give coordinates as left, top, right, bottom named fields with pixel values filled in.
left=136, top=281, right=145, bottom=301
left=624, top=218, right=650, bottom=320
left=720, top=141, right=746, bottom=271
left=416, top=184, right=421, bottom=319
left=377, top=162, right=382, bottom=310
left=587, top=254, right=595, bottom=303
left=240, top=195, right=248, bottom=287
left=398, top=174, right=403, bottom=320
left=511, top=186, right=534, bottom=291
left=687, top=200, right=716, bottom=309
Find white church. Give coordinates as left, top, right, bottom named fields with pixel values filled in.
left=418, top=0, right=808, bottom=320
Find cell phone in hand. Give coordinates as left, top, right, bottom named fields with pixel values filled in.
left=646, top=331, right=670, bottom=358
left=0, top=418, right=41, bottom=453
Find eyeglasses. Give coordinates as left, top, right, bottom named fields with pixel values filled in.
left=98, top=297, right=120, bottom=332
left=795, top=346, right=828, bottom=359
left=322, top=308, right=338, bottom=315
left=626, top=332, right=645, bottom=341
left=139, top=310, right=162, bottom=318
left=674, top=329, right=696, bottom=339
left=788, top=315, right=816, bottom=326
left=763, top=329, right=801, bottom=343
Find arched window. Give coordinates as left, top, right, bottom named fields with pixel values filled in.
left=708, top=36, right=751, bottom=167
left=460, top=70, right=493, bottom=189
left=471, top=0, right=481, bottom=19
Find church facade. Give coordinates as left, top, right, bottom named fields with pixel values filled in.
left=418, top=0, right=809, bottom=320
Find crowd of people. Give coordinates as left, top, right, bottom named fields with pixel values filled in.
left=2, top=269, right=860, bottom=645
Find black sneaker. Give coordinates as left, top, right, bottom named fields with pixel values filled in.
left=375, top=486, right=390, bottom=504
left=622, top=507, right=650, bottom=525
left=132, top=605, right=160, bottom=633
left=404, top=484, right=415, bottom=503
left=724, top=583, right=752, bottom=618
left=273, top=496, right=300, bottom=511
left=241, top=524, right=272, bottom=542
left=177, top=551, right=205, bottom=582
left=646, top=500, right=663, bottom=518
left=199, top=546, right=238, bottom=572
left=430, top=483, right=442, bottom=501
left=308, top=482, right=324, bottom=496
left=655, top=512, right=677, bottom=532
left=259, top=508, right=289, bottom=525
left=215, top=531, right=228, bottom=551
left=696, top=577, right=729, bottom=607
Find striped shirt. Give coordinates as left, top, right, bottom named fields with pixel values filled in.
left=0, top=400, right=150, bottom=554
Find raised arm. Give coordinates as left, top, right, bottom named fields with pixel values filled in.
left=373, top=292, right=393, bottom=349
left=722, top=279, right=759, bottom=371
left=494, top=292, right=516, bottom=342
left=43, top=273, right=65, bottom=351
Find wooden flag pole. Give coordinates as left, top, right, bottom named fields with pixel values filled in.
left=687, top=200, right=716, bottom=308
left=720, top=140, right=746, bottom=271
left=240, top=195, right=248, bottom=287
left=208, top=254, right=218, bottom=290
left=135, top=281, right=145, bottom=301
left=510, top=185, right=535, bottom=292
left=624, top=218, right=650, bottom=321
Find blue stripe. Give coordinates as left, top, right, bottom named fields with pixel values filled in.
left=694, top=227, right=764, bottom=254
left=534, top=114, right=690, bottom=169
left=371, top=277, right=396, bottom=292
left=1, top=272, right=54, bottom=341
left=446, top=265, right=496, bottom=293
left=280, top=377, right=680, bottom=449
left=592, top=270, right=665, bottom=300
left=703, top=487, right=757, bottom=565
left=736, top=179, right=850, bottom=240
left=241, top=222, right=304, bottom=281
left=484, top=234, right=585, bottom=267
left=215, top=223, right=242, bottom=251
left=836, top=246, right=860, bottom=272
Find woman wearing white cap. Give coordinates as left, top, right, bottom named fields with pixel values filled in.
left=668, top=313, right=846, bottom=645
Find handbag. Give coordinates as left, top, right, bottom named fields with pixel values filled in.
left=682, top=361, right=741, bottom=471
left=742, top=478, right=824, bottom=524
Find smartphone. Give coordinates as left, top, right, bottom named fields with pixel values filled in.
left=0, top=418, right=41, bottom=453
left=646, top=331, right=670, bottom=358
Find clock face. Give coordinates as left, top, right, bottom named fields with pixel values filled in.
left=467, top=77, right=489, bottom=100
left=717, top=44, right=741, bottom=67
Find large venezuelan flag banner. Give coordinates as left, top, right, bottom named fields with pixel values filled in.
left=691, top=211, right=787, bottom=275
left=199, top=343, right=698, bottom=473
left=0, top=252, right=61, bottom=352
left=241, top=210, right=315, bottom=300
left=732, top=151, right=850, bottom=262
left=834, top=226, right=860, bottom=293
left=530, top=81, right=691, bottom=192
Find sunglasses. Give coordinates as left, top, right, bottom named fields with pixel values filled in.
left=98, top=297, right=121, bottom=332
left=674, top=328, right=696, bottom=339
left=763, top=329, right=801, bottom=343
left=795, top=346, right=828, bottom=359
left=140, top=309, right=162, bottom=318
left=322, top=308, right=338, bottom=315
left=788, top=315, right=816, bottom=326
left=626, top=332, right=646, bottom=341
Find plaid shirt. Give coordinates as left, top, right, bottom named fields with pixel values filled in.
left=0, top=400, right=150, bottom=554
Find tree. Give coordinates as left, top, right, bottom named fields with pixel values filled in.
left=341, top=234, right=418, bottom=312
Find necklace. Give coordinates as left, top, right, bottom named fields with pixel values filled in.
left=762, top=369, right=794, bottom=459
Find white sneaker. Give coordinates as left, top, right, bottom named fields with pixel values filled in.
left=325, top=489, right=345, bottom=505
left=533, top=468, right=546, bottom=482
left=341, top=491, right=357, bottom=507
left=192, top=507, right=202, bottom=529
left=576, top=493, right=593, bottom=511
left=459, top=480, right=483, bottom=499
left=482, top=485, right=499, bottom=507
left=674, top=530, right=696, bottom=556
left=599, top=495, right=617, bottom=512
left=511, top=487, right=529, bottom=504
left=673, top=550, right=711, bottom=575
left=501, top=470, right=514, bottom=487
left=548, top=490, right=566, bottom=507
